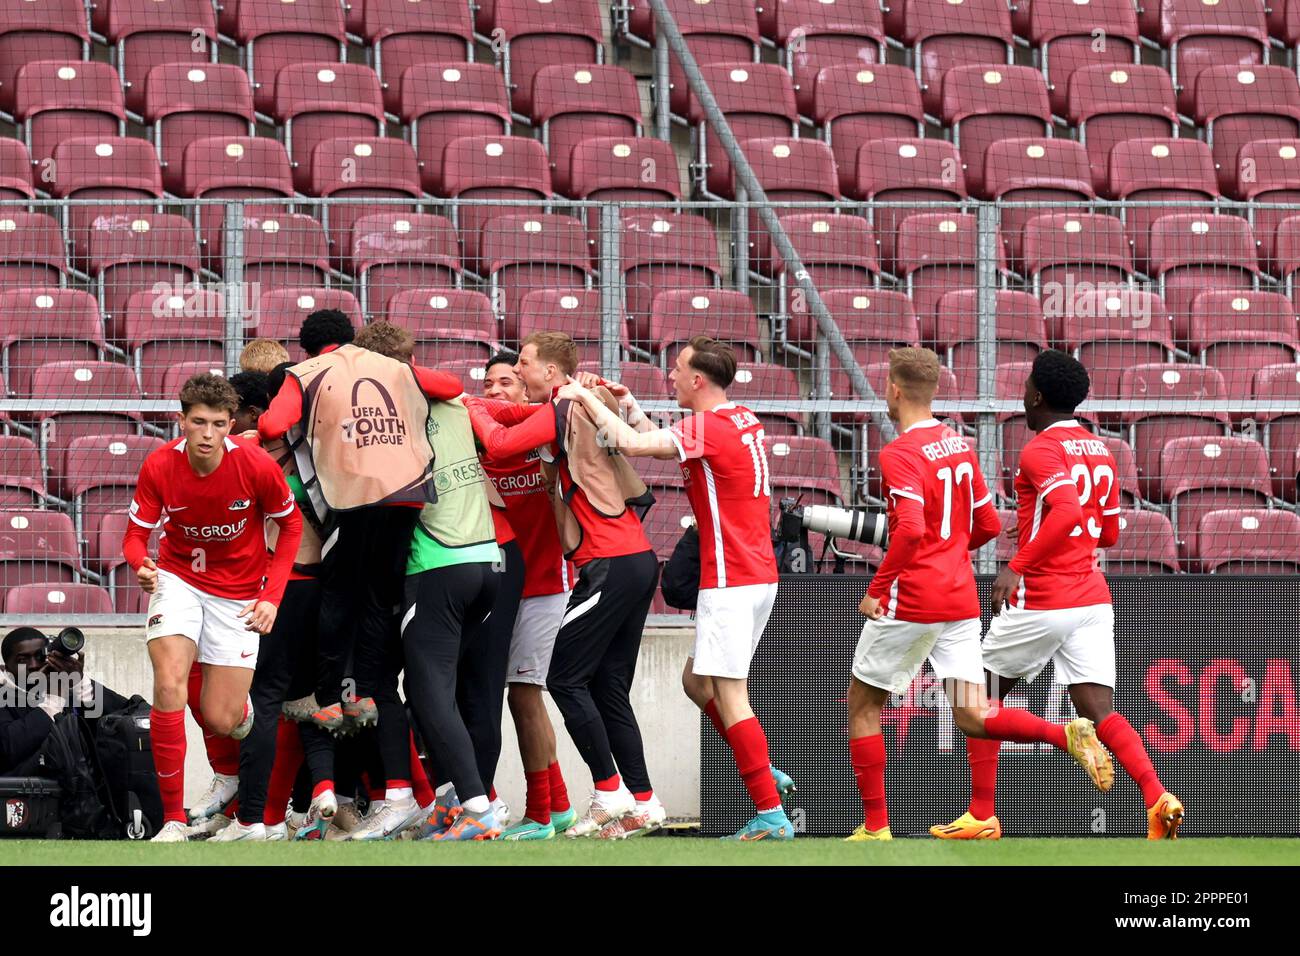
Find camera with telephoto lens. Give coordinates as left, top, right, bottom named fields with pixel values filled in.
left=45, top=627, right=86, bottom=657
left=773, top=497, right=888, bottom=573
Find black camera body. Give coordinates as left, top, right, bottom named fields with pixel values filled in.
left=774, top=497, right=889, bottom=573
left=44, top=627, right=86, bottom=658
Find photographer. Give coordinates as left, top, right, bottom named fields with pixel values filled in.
left=0, top=627, right=130, bottom=776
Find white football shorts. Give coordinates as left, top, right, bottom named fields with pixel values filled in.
left=145, top=569, right=260, bottom=669
left=981, top=603, right=1116, bottom=688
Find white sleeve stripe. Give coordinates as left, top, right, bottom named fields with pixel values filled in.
left=666, top=428, right=687, bottom=463
left=889, top=488, right=925, bottom=504
left=1041, top=478, right=1076, bottom=497
left=267, top=505, right=295, bottom=518
left=128, top=512, right=159, bottom=529
left=972, top=493, right=993, bottom=508
left=1102, top=508, right=1122, bottom=516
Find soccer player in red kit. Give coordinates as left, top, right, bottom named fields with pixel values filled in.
left=845, top=350, right=1114, bottom=840
left=932, top=351, right=1184, bottom=840
left=556, top=337, right=795, bottom=840
left=123, top=374, right=303, bottom=842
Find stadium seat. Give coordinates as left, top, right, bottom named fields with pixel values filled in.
left=1160, top=435, right=1271, bottom=568
left=384, top=288, right=499, bottom=366
left=398, top=63, right=511, bottom=195
left=28, top=362, right=143, bottom=476
left=274, top=64, right=386, bottom=191
left=1193, top=65, right=1300, bottom=195
left=1029, top=0, right=1140, bottom=116
left=143, top=63, right=255, bottom=194
left=0, top=436, right=45, bottom=507
left=1103, top=509, right=1180, bottom=573
left=0, top=212, right=68, bottom=291
left=516, top=288, right=624, bottom=354
left=362, top=0, right=474, bottom=114
left=47, top=137, right=163, bottom=262
left=15, top=60, right=124, bottom=168
left=123, top=288, right=225, bottom=400
left=103, top=0, right=219, bottom=114
left=0, top=510, right=80, bottom=592
left=905, top=0, right=1015, bottom=116
left=766, top=435, right=843, bottom=505
left=895, top=213, right=1005, bottom=337
left=619, top=212, right=723, bottom=345
left=1188, top=290, right=1299, bottom=401
left=248, top=289, right=363, bottom=361
left=159, top=361, right=226, bottom=400
left=0, top=0, right=89, bottom=114
left=85, top=212, right=200, bottom=339
left=1148, top=213, right=1259, bottom=345
left=940, top=66, right=1052, bottom=196
left=532, top=64, right=642, bottom=197
left=351, top=213, right=462, bottom=318
left=4, top=582, right=113, bottom=614
left=934, top=290, right=1046, bottom=399
left=0, top=139, right=33, bottom=201
left=568, top=137, right=682, bottom=208
left=1066, top=65, right=1178, bottom=193
left=0, top=289, right=106, bottom=398
left=823, top=288, right=921, bottom=398
left=1121, top=363, right=1231, bottom=501
left=1234, top=141, right=1300, bottom=271
left=768, top=0, right=886, bottom=117
left=691, top=63, right=798, bottom=200
left=1160, top=0, right=1268, bottom=116
left=727, top=363, right=806, bottom=435
left=180, top=136, right=294, bottom=267
left=743, top=138, right=840, bottom=271
left=1023, top=213, right=1135, bottom=343
left=648, top=289, right=761, bottom=369
left=440, top=134, right=551, bottom=270
left=238, top=212, right=331, bottom=302
left=1199, top=509, right=1300, bottom=574
left=850, top=139, right=966, bottom=272
left=492, top=0, right=605, bottom=117
left=773, top=213, right=880, bottom=331
left=1058, top=289, right=1176, bottom=401
left=980, top=137, right=1095, bottom=265
left=90, top=511, right=156, bottom=612
left=235, top=0, right=346, bottom=115
left=654, top=0, right=761, bottom=118
left=306, top=137, right=421, bottom=270
left=481, top=214, right=593, bottom=327
left=1254, top=362, right=1300, bottom=500
left=58, top=433, right=163, bottom=536
left=1107, top=138, right=1220, bottom=268
left=813, top=65, right=925, bottom=197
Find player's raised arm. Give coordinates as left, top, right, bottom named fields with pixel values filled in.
left=554, top=378, right=678, bottom=458
left=464, top=394, right=558, bottom=462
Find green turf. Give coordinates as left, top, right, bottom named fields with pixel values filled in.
left=6, top=837, right=1296, bottom=867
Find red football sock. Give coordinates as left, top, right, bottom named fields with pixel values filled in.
left=849, top=734, right=888, bottom=831
left=409, top=736, right=434, bottom=807
left=984, top=707, right=1068, bottom=749
left=632, top=790, right=653, bottom=802
left=312, top=779, right=335, bottom=799
left=149, top=708, right=187, bottom=824
left=263, top=717, right=303, bottom=826
left=703, top=698, right=728, bottom=739
left=594, top=773, right=621, bottom=792
left=488, top=786, right=498, bottom=802
left=725, top=717, right=781, bottom=813
left=385, top=779, right=411, bottom=791
left=1097, top=712, right=1166, bottom=808
left=966, top=736, right=1001, bottom=819
left=548, top=761, right=570, bottom=813
left=524, top=769, right=551, bottom=825
left=186, top=664, right=239, bottom=775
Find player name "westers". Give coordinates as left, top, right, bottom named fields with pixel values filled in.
left=919, top=436, right=970, bottom=462
left=1061, top=438, right=1109, bottom=457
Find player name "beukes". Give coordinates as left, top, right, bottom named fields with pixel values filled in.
left=1061, top=438, right=1109, bottom=457
left=920, top=436, right=970, bottom=462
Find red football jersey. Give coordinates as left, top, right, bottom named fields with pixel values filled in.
left=129, top=437, right=295, bottom=600
left=670, top=404, right=778, bottom=589
left=1010, top=420, right=1120, bottom=610
left=868, top=420, right=996, bottom=623
left=485, top=448, right=574, bottom=598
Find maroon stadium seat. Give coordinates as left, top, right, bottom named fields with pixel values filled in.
left=935, top=290, right=1046, bottom=399
left=0, top=139, right=33, bottom=201
left=691, top=63, right=798, bottom=200
left=814, top=65, right=925, bottom=197
left=1029, top=0, right=1139, bottom=116
left=0, top=0, right=88, bottom=114
left=248, top=289, right=362, bottom=361
left=743, top=138, right=841, bottom=271
left=1023, top=213, right=1135, bottom=344
left=235, top=0, right=346, bottom=115
left=980, top=137, right=1095, bottom=264
left=1058, top=289, right=1175, bottom=402
left=1188, top=290, right=1299, bottom=401
left=648, top=289, right=761, bottom=369
left=238, top=212, right=331, bottom=301
left=531, top=64, right=642, bottom=197
left=0, top=436, right=45, bottom=507
left=0, top=289, right=106, bottom=398
left=179, top=136, right=293, bottom=268
left=362, top=0, right=474, bottom=114
left=655, top=0, right=761, bottom=118
left=351, top=213, right=462, bottom=317
left=306, top=137, right=421, bottom=269
left=850, top=138, right=966, bottom=270
left=0, top=510, right=80, bottom=593
left=59, top=433, right=164, bottom=536
left=940, top=65, right=1052, bottom=196
left=1254, top=362, right=1300, bottom=500
left=15, top=60, right=124, bottom=168
left=384, top=288, right=499, bottom=366
left=765, top=0, right=886, bottom=116
left=766, top=435, right=844, bottom=504
left=567, top=137, right=682, bottom=209
left=160, top=362, right=227, bottom=400
left=482, top=214, right=593, bottom=327
left=84, top=212, right=200, bottom=339
left=440, top=134, right=551, bottom=270
left=0, top=212, right=68, bottom=291
left=774, top=213, right=880, bottom=331
left=123, top=288, right=225, bottom=400
left=1234, top=141, right=1300, bottom=271
left=1066, top=64, right=1178, bottom=192
left=143, top=63, right=254, bottom=194
left=274, top=63, right=385, bottom=191
left=398, top=63, right=511, bottom=195
left=1106, top=138, right=1219, bottom=268
left=1199, top=509, right=1300, bottom=574
left=492, top=0, right=604, bottom=117
left=1160, top=435, right=1271, bottom=569
left=1193, top=65, right=1300, bottom=194
left=905, top=0, right=1015, bottom=116
left=5, top=582, right=113, bottom=614
left=823, top=289, right=921, bottom=399
left=727, top=363, right=806, bottom=435
left=104, top=0, right=218, bottom=114
left=92, top=511, right=157, bottom=612
left=516, top=288, right=624, bottom=354
left=619, top=212, right=722, bottom=345
left=29, top=361, right=143, bottom=481
left=47, top=137, right=163, bottom=262
left=1122, top=363, right=1231, bottom=500
left=1148, top=213, right=1259, bottom=345
left=1160, top=0, right=1268, bottom=115
left=1103, top=509, right=1180, bottom=574
left=896, top=213, right=1006, bottom=339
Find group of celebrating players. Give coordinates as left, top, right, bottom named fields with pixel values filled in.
left=124, top=308, right=1184, bottom=843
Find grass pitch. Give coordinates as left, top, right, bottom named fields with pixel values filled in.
left=8, top=836, right=1295, bottom=867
